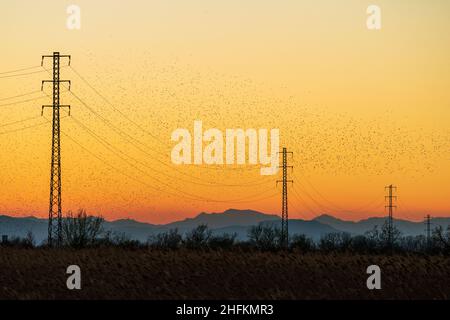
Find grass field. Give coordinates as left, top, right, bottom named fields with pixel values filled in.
left=0, top=248, right=449, bottom=300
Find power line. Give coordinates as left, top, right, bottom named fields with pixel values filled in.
left=67, top=66, right=264, bottom=173
left=288, top=202, right=304, bottom=216
left=0, top=119, right=49, bottom=135
left=66, top=113, right=219, bottom=201
left=69, top=65, right=168, bottom=149
left=0, top=115, right=42, bottom=128
left=67, top=89, right=270, bottom=186
left=292, top=180, right=336, bottom=213
left=67, top=113, right=270, bottom=188
left=291, top=186, right=319, bottom=216
left=0, top=90, right=42, bottom=102
left=60, top=127, right=210, bottom=202
left=42, top=70, right=275, bottom=198
left=0, top=65, right=68, bottom=79
left=60, top=127, right=277, bottom=204
left=0, top=65, right=41, bottom=75
left=0, top=69, right=46, bottom=79
left=0, top=95, right=47, bottom=107
left=292, top=171, right=384, bottom=213
left=54, top=110, right=274, bottom=202
left=292, top=177, right=385, bottom=215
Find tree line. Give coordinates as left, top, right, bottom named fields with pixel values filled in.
left=2, top=209, right=450, bottom=254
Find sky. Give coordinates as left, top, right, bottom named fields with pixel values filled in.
left=0, top=0, right=449, bottom=223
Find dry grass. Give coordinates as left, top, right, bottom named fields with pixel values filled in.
left=0, top=248, right=449, bottom=300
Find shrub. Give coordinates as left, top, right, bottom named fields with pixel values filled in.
left=1, top=234, right=35, bottom=249
left=207, top=233, right=237, bottom=250
left=97, top=231, right=142, bottom=248
left=148, top=229, right=182, bottom=250
left=319, top=232, right=352, bottom=252
left=398, top=235, right=427, bottom=253
left=290, top=234, right=315, bottom=252
left=349, top=235, right=376, bottom=253
left=184, top=224, right=212, bottom=249
left=248, top=224, right=281, bottom=251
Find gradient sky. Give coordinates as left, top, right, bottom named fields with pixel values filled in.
left=1, top=0, right=449, bottom=223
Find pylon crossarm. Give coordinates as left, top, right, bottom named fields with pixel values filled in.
left=42, top=54, right=71, bottom=66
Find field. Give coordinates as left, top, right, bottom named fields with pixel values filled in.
left=0, top=248, right=449, bottom=300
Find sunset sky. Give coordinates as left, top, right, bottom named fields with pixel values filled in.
left=1, top=0, right=449, bottom=223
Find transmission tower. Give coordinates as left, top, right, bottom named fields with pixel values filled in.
left=276, top=147, right=293, bottom=249
left=41, top=52, right=71, bottom=247
left=425, top=214, right=432, bottom=247
left=385, top=184, right=397, bottom=246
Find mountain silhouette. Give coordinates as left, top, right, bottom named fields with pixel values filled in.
left=1, top=209, right=449, bottom=244
left=163, top=208, right=279, bottom=231
left=313, top=214, right=443, bottom=235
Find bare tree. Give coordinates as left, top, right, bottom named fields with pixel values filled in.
left=62, top=209, right=104, bottom=248
left=184, top=224, right=212, bottom=249
left=25, top=230, right=36, bottom=247
left=248, top=224, right=281, bottom=250
left=318, top=232, right=352, bottom=252
left=432, top=225, right=450, bottom=253
left=365, top=221, right=402, bottom=250
left=290, top=234, right=315, bottom=252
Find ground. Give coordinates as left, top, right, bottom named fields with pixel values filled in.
left=0, top=248, right=448, bottom=299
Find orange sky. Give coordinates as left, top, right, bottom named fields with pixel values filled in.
left=0, top=0, right=449, bottom=223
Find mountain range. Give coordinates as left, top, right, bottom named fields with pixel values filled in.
left=1, top=209, right=449, bottom=244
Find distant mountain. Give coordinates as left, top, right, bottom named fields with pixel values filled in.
left=103, top=219, right=158, bottom=241
left=314, top=214, right=450, bottom=236
left=0, top=215, right=47, bottom=241
left=1, top=210, right=449, bottom=244
left=162, top=208, right=279, bottom=232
